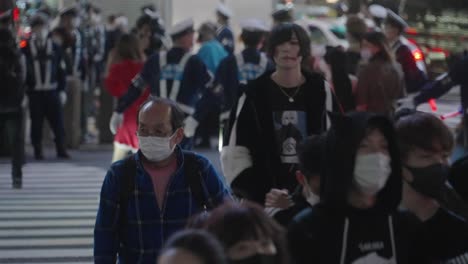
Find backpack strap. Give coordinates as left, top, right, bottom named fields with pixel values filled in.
left=183, top=152, right=214, bottom=211
left=118, top=155, right=137, bottom=261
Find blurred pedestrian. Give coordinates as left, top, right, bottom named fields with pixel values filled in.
left=396, top=110, right=468, bottom=263
left=324, top=46, right=356, bottom=113
left=344, top=15, right=367, bottom=75
left=215, top=3, right=235, bottom=54
left=158, top=229, right=228, bottom=264
left=104, top=33, right=148, bottom=162
left=109, top=18, right=214, bottom=150
left=383, top=9, right=426, bottom=94
left=197, top=21, right=227, bottom=75
left=23, top=13, right=69, bottom=160
left=289, top=112, right=419, bottom=263
left=221, top=23, right=328, bottom=204
left=204, top=201, right=291, bottom=264
left=94, top=98, right=230, bottom=263
left=355, top=31, right=404, bottom=117
left=0, top=28, right=25, bottom=188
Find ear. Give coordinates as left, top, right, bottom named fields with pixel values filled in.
left=173, top=128, right=185, bottom=145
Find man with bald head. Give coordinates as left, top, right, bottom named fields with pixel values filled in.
left=94, top=98, right=230, bottom=263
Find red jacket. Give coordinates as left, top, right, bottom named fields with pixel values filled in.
left=105, top=59, right=149, bottom=150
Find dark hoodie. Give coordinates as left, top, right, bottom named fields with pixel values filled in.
left=288, top=112, right=420, bottom=264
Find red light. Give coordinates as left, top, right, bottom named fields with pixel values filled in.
left=406, top=27, right=418, bottom=35
left=19, top=40, right=27, bottom=48
left=13, top=8, right=20, bottom=22
left=413, top=50, right=423, bottom=61
left=429, top=99, right=437, bottom=112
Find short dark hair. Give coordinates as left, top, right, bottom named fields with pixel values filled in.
left=395, top=111, right=454, bottom=160
left=204, top=201, right=290, bottom=264
left=298, top=135, right=326, bottom=180
left=136, top=14, right=152, bottom=30
left=160, top=229, right=228, bottom=264
left=241, top=30, right=264, bottom=48
left=137, top=98, right=185, bottom=133
left=267, top=23, right=310, bottom=62
left=362, top=31, right=394, bottom=62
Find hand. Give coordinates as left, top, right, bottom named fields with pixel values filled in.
left=183, top=116, right=199, bottom=138
left=109, top=112, right=124, bottom=135
left=265, top=189, right=293, bottom=209
left=59, top=91, right=67, bottom=106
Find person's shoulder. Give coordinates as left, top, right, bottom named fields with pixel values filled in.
left=291, top=204, right=327, bottom=227
left=182, top=150, right=213, bottom=169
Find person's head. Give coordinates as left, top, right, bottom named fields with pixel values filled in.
left=296, top=135, right=325, bottom=205
left=396, top=111, right=454, bottom=203
left=30, top=13, right=49, bottom=39
left=158, top=229, right=228, bottom=264
left=345, top=15, right=367, bottom=43
left=215, top=4, right=231, bottom=25
left=59, top=7, right=79, bottom=30
left=197, top=22, right=217, bottom=43
left=383, top=10, right=407, bottom=42
left=115, top=33, right=143, bottom=62
left=0, top=9, right=12, bottom=29
left=136, top=98, right=185, bottom=163
left=136, top=14, right=152, bottom=50
left=361, top=31, right=393, bottom=62
left=170, top=18, right=195, bottom=51
left=204, top=202, right=290, bottom=264
left=239, top=19, right=268, bottom=49
left=322, top=112, right=402, bottom=212
left=268, top=23, right=310, bottom=71
left=271, top=8, right=293, bottom=26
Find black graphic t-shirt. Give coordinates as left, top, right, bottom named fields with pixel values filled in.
left=269, top=78, right=308, bottom=191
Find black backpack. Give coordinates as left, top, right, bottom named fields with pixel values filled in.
left=118, top=152, right=213, bottom=236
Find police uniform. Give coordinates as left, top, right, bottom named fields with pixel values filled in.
left=114, top=18, right=212, bottom=149
left=216, top=19, right=273, bottom=124
left=385, top=9, right=426, bottom=94
left=215, top=3, right=235, bottom=54
left=22, top=14, right=68, bottom=159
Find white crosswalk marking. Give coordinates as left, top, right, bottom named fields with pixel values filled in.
left=0, top=161, right=105, bottom=263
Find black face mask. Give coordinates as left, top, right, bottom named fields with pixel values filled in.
left=405, top=163, right=450, bottom=199
left=230, top=254, right=276, bottom=264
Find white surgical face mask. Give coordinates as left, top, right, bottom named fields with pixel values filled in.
left=354, top=152, right=392, bottom=195
left=138, top=134, right=176, bottom=162
left=360, top=48, right=373, bottom=61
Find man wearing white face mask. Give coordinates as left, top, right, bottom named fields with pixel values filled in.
left=94, top=98, right=230, bottom=263
left=289, top=112, right=420, bottom=264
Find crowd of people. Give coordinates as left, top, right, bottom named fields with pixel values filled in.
left=0, top=1, right=468, bottom=263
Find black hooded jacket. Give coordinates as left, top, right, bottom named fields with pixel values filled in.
left=288, top=112, right=420, bottom=264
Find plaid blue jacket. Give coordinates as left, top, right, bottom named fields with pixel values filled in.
left=94, top=148, right=230, bottom=264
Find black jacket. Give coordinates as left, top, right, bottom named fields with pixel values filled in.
left=288, top=112, right=420, bottom=264
left=225, top=71, right=327, bottom=204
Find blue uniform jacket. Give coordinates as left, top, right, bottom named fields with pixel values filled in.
left=116, top=47, right=212, bottom=119
left=94, top=147, right=230, bottom=263
left=21, top=38, right=66, bottom=93
left=216, top=26, right=235, bottom=54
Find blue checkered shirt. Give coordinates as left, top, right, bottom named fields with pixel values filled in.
left=94, top=148, right=230, bottom=263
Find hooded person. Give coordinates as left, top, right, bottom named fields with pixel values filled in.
left=288, top=112, right=419, bottom=264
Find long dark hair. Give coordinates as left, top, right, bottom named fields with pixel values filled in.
left=115, top=33, right=143, bottom=62
left=363, top=31, right=394, bottom=62
left=0, top=28, right=19, bottom=73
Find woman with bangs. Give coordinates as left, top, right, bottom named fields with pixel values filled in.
left=203, top=201, right=290, bottom=264
left=221, top=23, right=328, bottom=204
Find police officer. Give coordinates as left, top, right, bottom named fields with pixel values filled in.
left=215, top=3, right=235, bottom=54
left=109, top=18, right=213, bottom=150
left=216, top=19, right=273, bottom=130
left=383, top=9, right=426, bottom=94
left=23, top=13, right=69, bottom=160
left=271, top=7, right=294, bottom=26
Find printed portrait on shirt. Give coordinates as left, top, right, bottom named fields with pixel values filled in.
left=273, top=111, right=307, bottom=164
